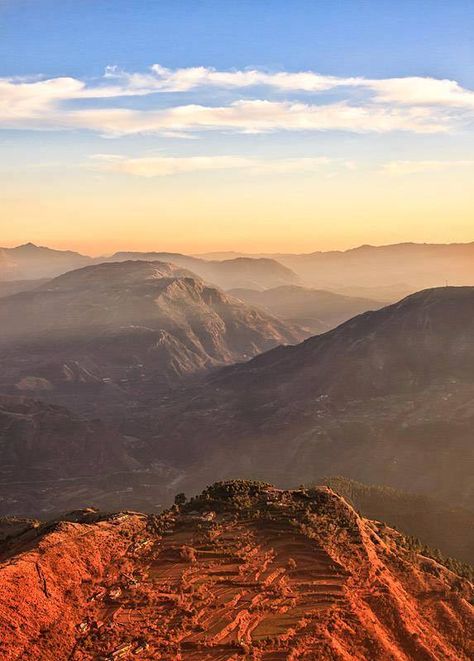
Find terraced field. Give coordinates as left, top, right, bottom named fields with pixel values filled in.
left=1, top=484, right=472, bottom=660
left=72, top=512, right=348, bottom=659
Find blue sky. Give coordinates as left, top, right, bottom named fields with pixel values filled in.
left=1, top=1, right=473, bottom=83
left=0, top=1, right=473, bottom=254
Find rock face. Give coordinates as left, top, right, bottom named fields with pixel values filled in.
left=0, top=261, right=303, bottom=414
left=0, top=482, right=472, bottom=660
left=229, top=285, right=383, bottom=334
left=145, top=287, right=474, bottom=507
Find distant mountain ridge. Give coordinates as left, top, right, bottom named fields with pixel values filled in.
left=229, top=285, right=383, bottom=334
left=0, top=243, right=90, bottom=280
left=107, top=251, right=300, bottom=290
left=197, top=242, right=474, bottom=298
left=3, top=241, right=474, bottom=299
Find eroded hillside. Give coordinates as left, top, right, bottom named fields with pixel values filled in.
left=0, top=482, right=472, bottom=660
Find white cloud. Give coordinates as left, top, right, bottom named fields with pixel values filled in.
left=57, top=99, right=450, bottom=136
left=0, top=66, right=472, bottom=136
left=104, top=64, right=364, bottom=94
left=0, top=77, right=85, bottom=119
left=90, top=153, right=336, bottom=177
left=382, top=159, right=474, bottom=175
left=368, top=77, right=474, bottom=108
left=105, top=66, right=474, bottom=109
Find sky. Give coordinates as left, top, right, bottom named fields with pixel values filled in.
left=0, top=0, right=473, bottom=255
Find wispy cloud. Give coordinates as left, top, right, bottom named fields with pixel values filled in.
left=1, top=99, right=449, bottom=136
left=104, top=66, right=474, bottom=109
left=90, top=153, right=341, bottom=177
left=383, top=160, right=474, bottom=175
left=103, top=64, right=365, bottom=94
left=0, top=65, right=473, bottom=136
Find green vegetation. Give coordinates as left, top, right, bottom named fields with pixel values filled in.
left=398, top=534, right=474, bottom=582
left=174, top=493, right=187, bottom=507
left=183, top=480, right=274, bottom=513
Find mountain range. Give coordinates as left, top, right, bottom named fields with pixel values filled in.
left=2, top=242, right=474, bottom=301
left=1, top=278, right=473, bottom=519
left=196, top=242, right=474, bottom=299
left=0, top=245, right=473, bottom=656
left=0, top=243, right=300, bottom=291
left=1, top=281, right=474, bottom=514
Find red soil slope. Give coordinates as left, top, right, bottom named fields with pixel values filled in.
left=0, top=483, right=472, bottom=660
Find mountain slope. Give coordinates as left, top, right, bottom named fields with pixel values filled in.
left=229, top=285, right=383, bottom=334
left=0, top=482, right=472, bottom=660
left=0, top=394, right=184, bottom=518
left=145, top=287, right=474, bottom=507
left=0, top=279, right=48, bottom=298
left=0, top=395, right=129, bottom=516
left=0, top=261, right=303, bottom=414
left=323, top=477, right=474, bottom=565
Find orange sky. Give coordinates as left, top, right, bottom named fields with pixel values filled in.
left=2, top=164, right=473, bottom=256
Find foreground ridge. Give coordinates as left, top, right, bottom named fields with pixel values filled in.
left=0, top=482, right=472, bottom=660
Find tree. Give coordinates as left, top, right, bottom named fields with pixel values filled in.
left=174, top=492, right=187, bottom=507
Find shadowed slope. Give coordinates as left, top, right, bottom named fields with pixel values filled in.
left=145, top=288, right=474, bottom=506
